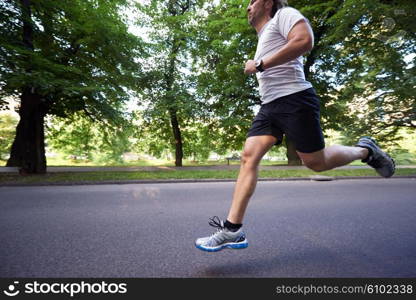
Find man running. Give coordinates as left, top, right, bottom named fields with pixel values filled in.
left=195, top=0, right=395, bottom=252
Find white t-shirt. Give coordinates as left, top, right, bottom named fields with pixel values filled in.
left=254, top=7, right=312, bottom=105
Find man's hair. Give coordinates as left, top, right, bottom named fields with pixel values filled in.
left=270, top=0, right=288, bottom=18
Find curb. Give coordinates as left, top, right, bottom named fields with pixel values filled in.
left=0, top=176, right=415, bottom=187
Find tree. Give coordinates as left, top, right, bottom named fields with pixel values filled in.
left=132, top=110, right=222, bottom=162
left=46, top=112, right=134, bottom=164
left=0, top=0, right=144, bottom=173
left=46, top=113, right=99, bottom=161
left=193, top=0, right=260, bottom=154
left=294, top=0, right=415, bottom=145
left=193, top=0, right=307, bottom=164
left=326, top=0, right=415, bottom=145
left=136, top=0, right=207, bottom=166
left=193, top=0, right=415, bottom=163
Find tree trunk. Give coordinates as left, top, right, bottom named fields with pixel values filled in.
left=6, top=0, right=47, bottom=174
left=7, top=89, right=47, bottom=174
left=169, top=108, right=183, bottom=167
left=165, top=34, right=184, bottom=167
left=285, top=138, right=302, bottom=166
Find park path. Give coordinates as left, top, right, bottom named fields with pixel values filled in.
left=1, top=179, right=415, bottom=277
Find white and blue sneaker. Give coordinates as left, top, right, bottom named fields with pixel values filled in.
left=195, top=216, right=248, bottom=252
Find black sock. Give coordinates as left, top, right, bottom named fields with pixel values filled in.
left=224, top=220, right=242, bottom=232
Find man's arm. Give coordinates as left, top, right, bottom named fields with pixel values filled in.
left=244, top=19, right=314, bottom=74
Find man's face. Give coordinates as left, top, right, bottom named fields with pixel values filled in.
left=247, top=0, right=270, bottom=26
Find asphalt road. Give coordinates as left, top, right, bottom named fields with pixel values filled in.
left=1, top=178, right=415, bottom=278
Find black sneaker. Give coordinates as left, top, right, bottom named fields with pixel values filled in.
left=356, top=137, right=395, bottom=178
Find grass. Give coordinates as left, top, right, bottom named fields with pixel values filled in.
left=0, top=168, right=415, bottom=185
left=1, top=158, right=370, bottom=167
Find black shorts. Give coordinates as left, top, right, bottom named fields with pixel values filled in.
left=247, top=88, right=325, bottom=153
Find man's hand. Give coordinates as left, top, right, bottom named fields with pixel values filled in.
left=244, top=60, right=257, bottom=75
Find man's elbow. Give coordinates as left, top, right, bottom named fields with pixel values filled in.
left=303, top=37, right=314, bottom=52
left=292, top=36, right=314, bottom=54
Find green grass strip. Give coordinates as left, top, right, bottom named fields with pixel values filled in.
left=0, top=168, right=415, bottom=185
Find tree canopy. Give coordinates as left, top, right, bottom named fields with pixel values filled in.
left=0, top=0, right=145, bottom=172
left=0, top=0, right=414, bottom=170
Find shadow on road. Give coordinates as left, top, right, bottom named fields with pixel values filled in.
left=192, top=244, right=414, bottom=278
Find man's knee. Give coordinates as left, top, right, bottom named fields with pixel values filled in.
left=297, top=149, right=328, bottom=172
left=241, top=149, right=259, bottom=167
left=241, top=149, right=253, bottom=164
left=240, top=135, right=276, bottom=168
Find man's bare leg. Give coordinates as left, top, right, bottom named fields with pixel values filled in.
left=227, top=144, right=368, bottom=224
left=226, top=135, right=277, bottom=224
left=298, top=139, right=395, bottom=176
left=297, top=145, right=369, bottom=172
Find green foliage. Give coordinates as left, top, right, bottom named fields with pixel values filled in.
left=193, top=0, right=258, bottom=151
left=132, top=0, right=415, bottom=160
left=46, top=113, right=98, bottom=161
left=193, top=0, right=415, bottom=152
left=0, top=0, right=144, bottom=121
left=135, top=0, right=213, bottom=162
left=46, top=112, right=134, bottom=163
left=0, top=113, right=18, bottom=160
left=2, top=0, right=414, bottom=164
left=305, top=0, right=415, bottom=143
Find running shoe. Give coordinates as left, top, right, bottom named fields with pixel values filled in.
left=356, top=136, right=395, bottom=178
left=195, top=216, right=248, bottom=252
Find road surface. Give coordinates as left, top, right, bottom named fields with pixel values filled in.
left=1, top=178, right=415, bottom=277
